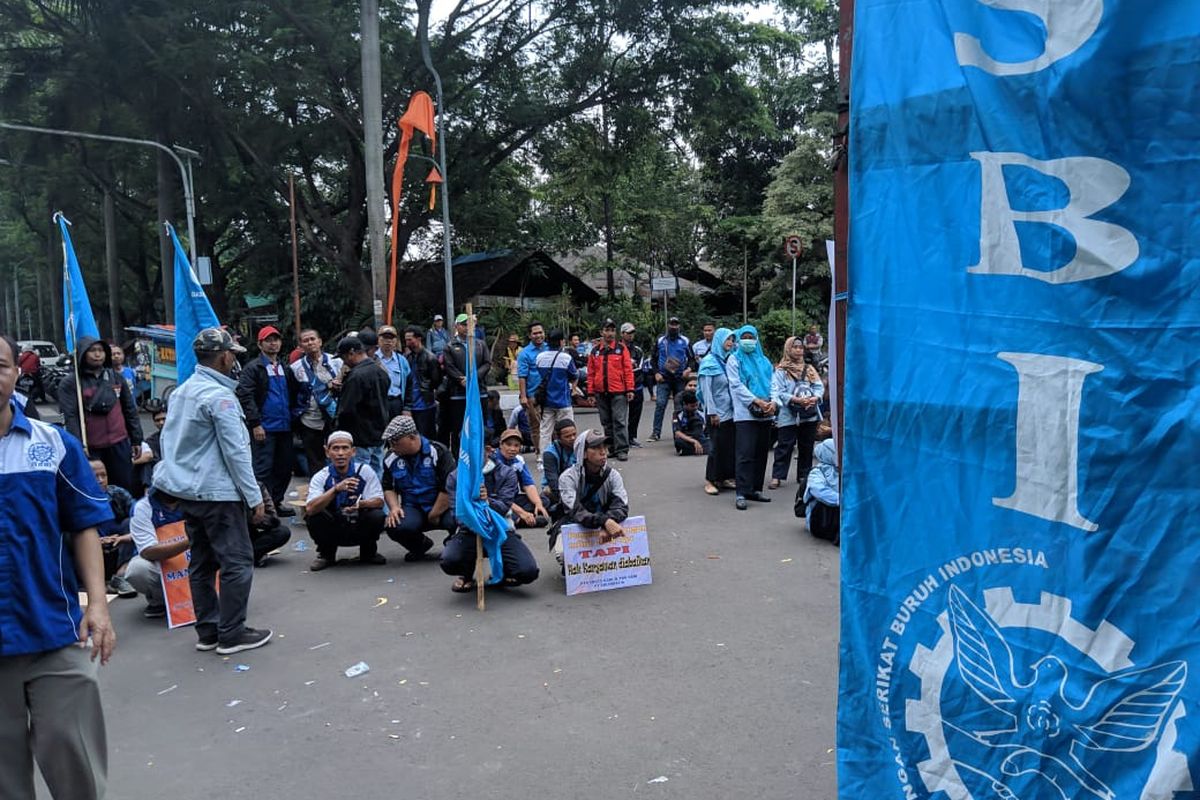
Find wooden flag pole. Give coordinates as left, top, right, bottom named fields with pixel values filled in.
left=465, top=303, right=488, bottom=611
left=289, top=175, right=302, bottom=335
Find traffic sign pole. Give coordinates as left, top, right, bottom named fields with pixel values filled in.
left=791, top=255, right=797, bottom=336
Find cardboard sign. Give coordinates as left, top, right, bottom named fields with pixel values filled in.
left=563, top=515, right=651, bottom=596
left=155, top=519, right=196, bottom=629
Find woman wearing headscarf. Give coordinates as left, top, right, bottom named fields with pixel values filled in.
left=769, top=336, right=824, bottom=491
left=724, top=325, right=777, bottom=510
left=802, top=439, right=840, bottom=544
left=697, top=327, right=736, bottom=495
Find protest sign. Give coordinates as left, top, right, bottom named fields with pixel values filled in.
left=154, top=518, right=196, bottom=629
left=563, top=515, right=651, bottom=596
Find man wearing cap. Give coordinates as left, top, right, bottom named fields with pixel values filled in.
left=404, top=325, right=442, bottom=440
left=441, top=439, right=540, bottom=593
left=333, top=335, right=391, bottom=476
left=236, top=326, right=303, bottom=514
left=549, top=429, right=630, bottom=569
left=587, top=319, right=635, bottom=461
left=493, top=428, right=550, bottom=527
left=428, top=314, right=450, bottom=357
left=154, top=328, right=271, bottom=655
left=650, top=316, right=691, bottom=441
left=292, top=329, right=343, bottom=476
left=440, top=313, right=491, bottom=453
left=620, top=322, right=648, bottom=447
left=376, top=324, right=414, bottom=419
left=381, top=415, right=455, bottom=561
left=304, top=431, right=386, bottom=570
left=516, top=321, right=548, bottom=454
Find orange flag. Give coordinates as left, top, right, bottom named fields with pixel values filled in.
left=388, top=91, right=438, bottom=324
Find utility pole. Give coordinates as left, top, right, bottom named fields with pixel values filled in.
left=104, top=190, right=121, bottom=338
left=361, top=0, right=388, bottom=326
left=418, top=0, right=456, bottom=324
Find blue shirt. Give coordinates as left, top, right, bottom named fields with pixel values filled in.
left=655, top=334, right=692, bottom=376
left=0, top=400, right=112, bottom=656
left=260, top=356, right=292, bottom=433
left=377, top=350, right=412, bottom=402
left=516, top=342, right=548, bottom=395
left=534, top=349, right=577, bottom=409
left=492, top=450, right=534, bottom=488
left=429, top=326, right=451, bottom=356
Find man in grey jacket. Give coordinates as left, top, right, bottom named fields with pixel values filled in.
left=154, top=328, right=272, bottom=655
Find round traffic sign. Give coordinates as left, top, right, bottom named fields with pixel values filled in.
left=784, top=236, right=804, bottom=258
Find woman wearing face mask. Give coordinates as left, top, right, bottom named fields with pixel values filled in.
left=724, top=326, right=777, bottom=510
left=697, top=327, right=736, bottom=495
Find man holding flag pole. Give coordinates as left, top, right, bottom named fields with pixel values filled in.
left=444, top=307, right=539, bottom=608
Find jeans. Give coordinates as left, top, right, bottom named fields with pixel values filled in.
left=385, top=503, right=456, bottom=554
left=594, top=393, right=630, bottom=456
left=734, top=420, right=772, bottom=497
left=358, top=446, right=384, bottom=478
left=179, top=499, right=255, bottom=645
left=306, top=507, right=385, bottom=560
left=652, top=376, right=683, bottom=437
left=772, top=419, right=819, bottom=485
left=252, top=429, right=295, bottom=507
left=439, top=529, right=539, bottom=584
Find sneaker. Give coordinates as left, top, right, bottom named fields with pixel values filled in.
left=216, top=627, right=273, bottom=655
left=616, top=452, right=628, bottom=461
left=735, top=496, right=748, bottom=511
left=630, top=439, right=643, bottom=448
left=276, top=505, right=296, bottom=518
left=143, top=603, right=166, bottom=619
left=107, top=575, right=138, bottom=598
left=648, top=434, right=660, bottom=442
left=195, top=634, right=219, bottom=651
left=310, top=556, right=334, bottom=571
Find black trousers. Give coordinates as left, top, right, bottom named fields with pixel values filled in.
left=179, top=499, right=254, bottom=644
left=734, top=420, right=772, bottom=497
left=252, top=430, right=294, bottom=507
left=440, top=529, right=539, bottom=584
left=628, top=389, right=644, bottom=440
left=251, top=518, right=292, bottom=561
left=440, top=398, right=466, bottom=452
left=808, top=501, right=840, bottom=543
left=411, top=407, right=438, bottom=441
left=385, top=503, right=456, bottom=553
left=306, top=507, right=385, bottom=560
left=300, top=424, right=330, bottom=477
left=93, top=438, right=135, bottom=494
left=705, top=420, right=736, bottom=483
left=772, top=419, right=819, bottom=485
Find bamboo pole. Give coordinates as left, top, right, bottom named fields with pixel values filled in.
left=465, top=303, right=488, bottom=611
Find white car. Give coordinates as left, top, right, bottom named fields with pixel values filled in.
left=17, top=340, right=70, bottom=367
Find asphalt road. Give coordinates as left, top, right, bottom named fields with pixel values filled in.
left=37, top=407, right=840, bottom=800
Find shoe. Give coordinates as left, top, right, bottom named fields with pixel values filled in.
left=107, top=575, right=138, bottom=598
left=359, top=552, right=388, bottom=565
left=143, top=603, right=166, bottom=619
left=403, top=538, right=434, bottom=562
left=254, top=553, right=270, bottom=568
left=721, top=480, right=738, bottom=490
left=748, top=492, right=772, bottom=503
left=648, top=434, right=660, bottom=442
left=310, top=556, right=334, bottom=571
left=704, top=482, right=719, bottom=496
left=735, top=496, right=748, bottom=511
left=616, top=452, right=628, bottom=461
left=630, top=439, right=642, bottom=448
left=195, top=634, right=219, bottom=651
left=216, top=627, right=273, bottom=655
left=768, top=479, right=781, bottom=490
left=276, top=505, right=296, bottom=518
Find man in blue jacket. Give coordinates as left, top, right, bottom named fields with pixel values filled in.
left=154, top=328, right=271, bottom=656
left=650, top=316, right=691, bottom=441
left=381, top=415, right=456, bottom=561
left=236, top=326, right=303, bottom=515
left=516, top=320, right=548, bottom=454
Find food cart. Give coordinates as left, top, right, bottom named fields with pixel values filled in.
left=125, top=325, right=178, bottom=410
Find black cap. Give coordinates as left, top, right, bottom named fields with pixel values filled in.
left=668, top=316, right=680, bottom=324
left=602, top=318, right=616, bottom=330
left=357, top=329, right=378, bottom=348
left=336, top=336, right=364, bottom=356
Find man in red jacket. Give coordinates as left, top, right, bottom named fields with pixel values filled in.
left=587, top=319, right=635, bottom=462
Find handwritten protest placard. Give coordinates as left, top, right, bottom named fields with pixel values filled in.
left=563, top=515, right=651, bottom=596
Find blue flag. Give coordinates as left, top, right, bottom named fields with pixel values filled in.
left=453, top=334, right=507, bottom=584
left=840, top=3, right=1199, bottom=799
left=167, top=223, right=219, bottom=384
left=56, top=214, right=100, bottom=354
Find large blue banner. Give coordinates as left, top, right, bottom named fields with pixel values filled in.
left=840, top=3, right=1200, bottom=799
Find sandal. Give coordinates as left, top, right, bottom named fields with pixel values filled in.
left=451, top=577, right=476, bottom=593
left=768, top=479, right=781, bottom=490
left=501, top=577, right=522, bottom=587
left=704, top=482, right=719, bottom=496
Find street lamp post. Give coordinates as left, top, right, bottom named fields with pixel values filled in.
left=0, top=121, right=199, bottom=268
